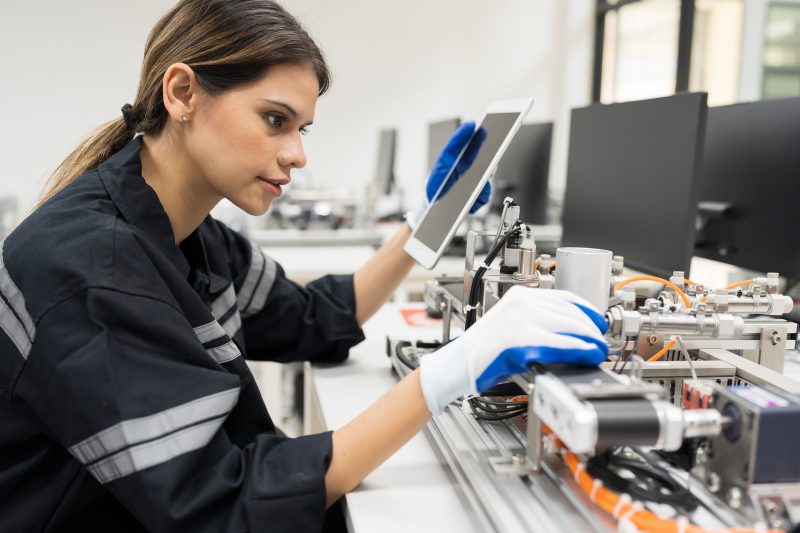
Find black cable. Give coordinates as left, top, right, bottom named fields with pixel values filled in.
left=617, top=351, right=631, bottom=375
left=394, top=341, right=420, bottom=369
left=465, top=219, right=524, bottom=329
left=393, top=340, right=454, bottom=370
left=468, top=396, right=528, bottom=421
left=587, top=450, right=699, bottom=512
left=482, top=382, right=526, bottom=396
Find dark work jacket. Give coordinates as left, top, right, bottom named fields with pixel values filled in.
left=0, top=137, right=365, bottom=532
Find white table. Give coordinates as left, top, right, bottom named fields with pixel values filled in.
left=263, top=244, right=466, bottom=300
left=304, top=304, right=480, bottom=532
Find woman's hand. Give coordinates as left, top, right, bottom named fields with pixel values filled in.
left=406, top=121, right=491, bottom=231
left=419, top=286, right=609, bottom=415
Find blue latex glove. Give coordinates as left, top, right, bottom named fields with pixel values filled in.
left=406, top=121, right=491, bottom=231
left=419, top=287, right=609, bottom=415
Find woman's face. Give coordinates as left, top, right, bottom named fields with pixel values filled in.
left=186, top=63, right=319, bottom=215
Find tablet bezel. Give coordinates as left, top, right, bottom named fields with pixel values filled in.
left=404, top=97, right=534, bottom=269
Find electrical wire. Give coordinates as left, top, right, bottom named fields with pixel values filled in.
left=468, top=395, right=527, bottom=421
left=533, top=259, right=556, bottom=270
left=614, top=275, right=691, bottom=309
left=394, top=341, right=420, bottom=369
left=587, top=451, right=700, bottom=512
left=543, top=426, right=782, bottom=533
left=465, top=219, right=523, bottom=329
left=699, top=278, right=755, bottom=302
left=673, top=335, right=698, bottom=381
left=647, top=338, right=677, bottom=362
left=724, top=279, right=755, bottom=291
left=616, top=352, right=631, bottom=375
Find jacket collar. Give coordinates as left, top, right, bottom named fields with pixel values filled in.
left=97, top=136, right=191, bottom=277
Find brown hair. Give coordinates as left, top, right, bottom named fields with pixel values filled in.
left=39, top=0, right=329, bottom=206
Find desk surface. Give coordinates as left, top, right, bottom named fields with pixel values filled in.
left=264, top=245, right=467, bottom=286
left=307, top=304, right=481, bottom=532
left=307, top=303, right=800, bottom=532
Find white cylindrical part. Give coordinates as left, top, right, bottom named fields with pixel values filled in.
left=554, top=247, right=613, bottom=311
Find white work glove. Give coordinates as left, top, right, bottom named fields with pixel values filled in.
left=419, top=286, right=609, bottom=415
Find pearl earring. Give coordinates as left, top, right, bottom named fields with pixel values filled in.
left=181, top=115, right=188, bottom=122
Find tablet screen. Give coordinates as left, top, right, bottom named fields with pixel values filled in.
left=414, top=112, right=522, bottom=251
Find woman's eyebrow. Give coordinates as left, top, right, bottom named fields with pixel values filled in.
left=262, top=99, right=298, bottom=118
left=262, top=98, right=313, bottom=127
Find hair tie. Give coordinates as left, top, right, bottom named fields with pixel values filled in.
left=120, top=103, right=137, bottom=131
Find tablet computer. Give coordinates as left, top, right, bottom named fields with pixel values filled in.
left=404, top=97, right=534, bottom=269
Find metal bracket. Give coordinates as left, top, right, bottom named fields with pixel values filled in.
left=759, top=326, right=787, bottom=374
left=489, top=454, right=536, bottom=476
left=636, top=334, right=664, bottom=359
left=524, top=382, right=543, bottom=474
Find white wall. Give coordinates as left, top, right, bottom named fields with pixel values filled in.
left=0, top=1, right=172, bottom=214
left=0, top=0, right=595, bottom=218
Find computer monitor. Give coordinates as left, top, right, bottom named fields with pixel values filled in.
left=427, top=118, right=461, bottom=171
left=695, top=97, right=800, bottom=278
left=373, top=129, right=397, bottom=196
left=561, top=92, right=708, bottom=278
left=489, top=122, right=553, bottom=225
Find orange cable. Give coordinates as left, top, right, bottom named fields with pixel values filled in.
left=724, top=279, right=754, bottom=290
left=534, top=260, right=556, bottom=271
left=614, top=276, right=691, bottom=309
left=542, top=425, right=781, bottom=533
left=646, top=338, right=677, bottom=362
left=699, top=279, right=755, bottom=303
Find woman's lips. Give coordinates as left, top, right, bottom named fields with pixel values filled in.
left=257, top=176, right=284, bottom=197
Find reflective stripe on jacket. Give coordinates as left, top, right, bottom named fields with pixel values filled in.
left=0, top=137, right=364, bottom=532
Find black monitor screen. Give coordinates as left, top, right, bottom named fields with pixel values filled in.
left=561, top=93, right=708, bottom=278
left=374, top=129, right=396, bottom=195
left=490, top=122, right=552, bottom=224
left=427, top=118, right=461, bottom=171
left=695, top=97, right=800, bottom=278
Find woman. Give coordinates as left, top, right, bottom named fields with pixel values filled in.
left=0, top=1, right=608, bottom=531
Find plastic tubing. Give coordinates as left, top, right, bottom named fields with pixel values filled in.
left=647, top=338, right=677, bottom=362
left=699, top=279, right=755, bottom=303
left=614, top=276, right=691, bottom=309
left=546, top=426, right=781, bottom=533
left=724, top=279, right=754, bottom=290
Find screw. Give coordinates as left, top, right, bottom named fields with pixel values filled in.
left=763, top=499, right=784, bottom=529
left=771, top=331, right=782, bottom=345
left=707, top=472, right=721, bottom=492
left=694, top=446, right=708, bottom=466
left=728, top=486, right=743, bottom=509
left=648, top=335, right=659, bottom=345
left=763, top=499, right=779, bottom=516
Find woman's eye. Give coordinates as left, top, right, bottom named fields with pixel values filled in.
left=300, top=126, right=309, bottom=136
left=264, top=113, right=284, bottom=129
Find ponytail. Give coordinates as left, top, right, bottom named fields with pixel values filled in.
left=37, top=0, right=329, bottom=209
left=38, top=117, right=132, bottom=208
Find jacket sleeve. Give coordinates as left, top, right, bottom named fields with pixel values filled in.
left=215, top=222, right=365, bottom=363
left=14, top=287, right=333, bottom=533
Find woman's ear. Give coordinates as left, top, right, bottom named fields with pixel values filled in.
left=162, top=63, right=197, bottom=124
